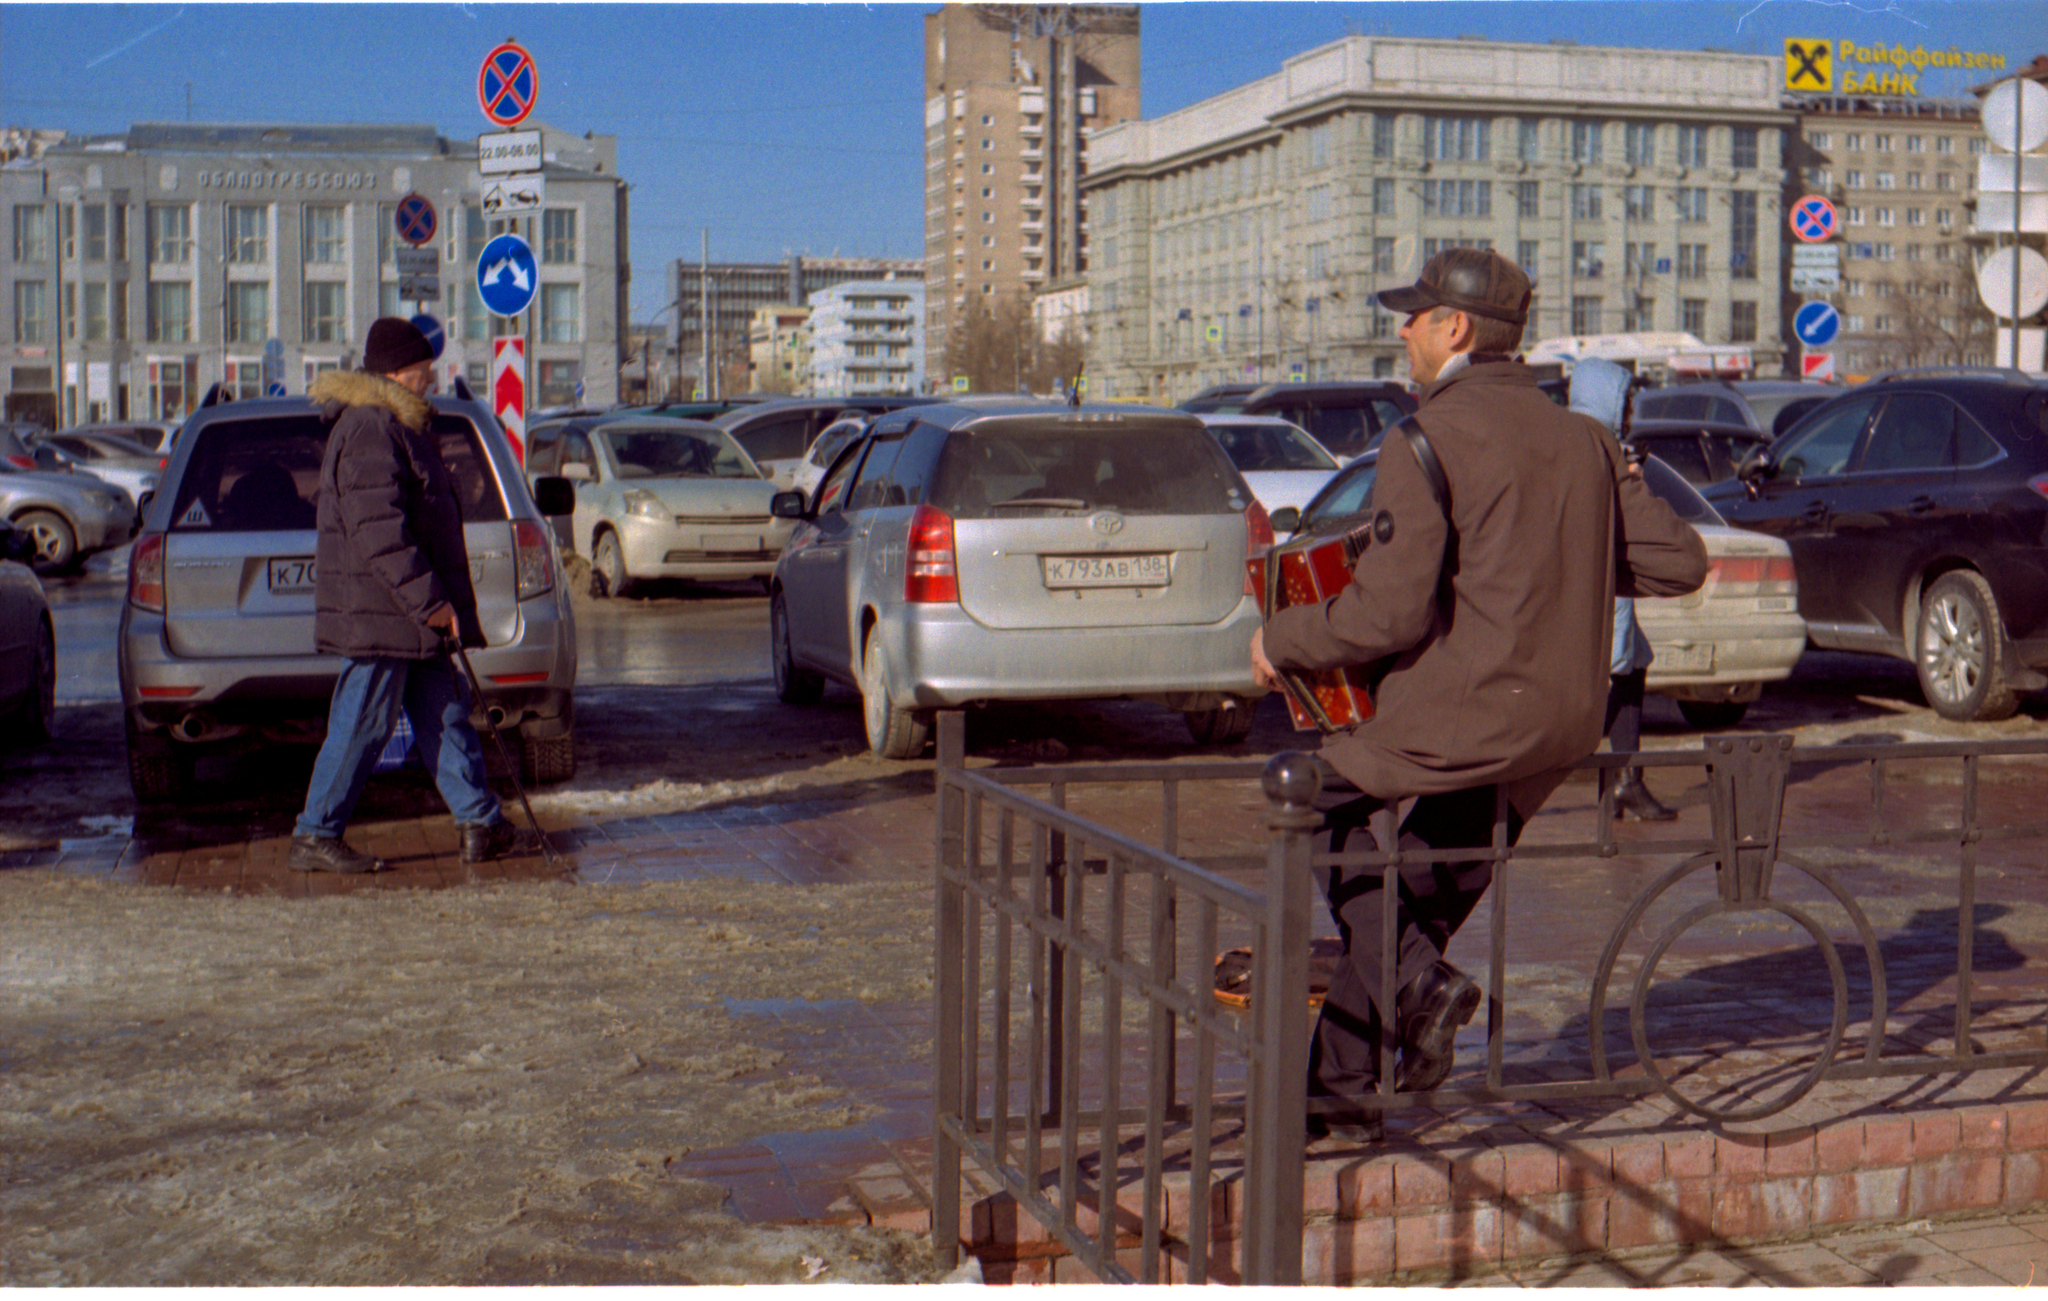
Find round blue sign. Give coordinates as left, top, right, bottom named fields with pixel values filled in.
left=410, top=313, right=446, bottom=360
left=1793, top=301, right=1841, bottom=348
left=475, top=234, right=537, bottom=318
left=266, top=381, right=287, bottom=398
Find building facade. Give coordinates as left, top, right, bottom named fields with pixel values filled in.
left=670, top=254, right=922, bottom=398
left=1, top=122, right=627, bottom=427
left=1081, top=36, right=1795, bottom=403
left=922, top=3, right=1139, bottom=386
left=747, top=305, right=811, bottom=394
left=1793, top=96, right=1990, bottom=376
left=805, top=279, right=925, bottom=395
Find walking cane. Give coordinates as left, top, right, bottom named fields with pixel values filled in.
left=445, top=631, right=566, bottom=873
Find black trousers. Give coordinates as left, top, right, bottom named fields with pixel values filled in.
left=1307, top=784, right=1526, bottom=1102
left=1606, top=668, right=1646, bottom=754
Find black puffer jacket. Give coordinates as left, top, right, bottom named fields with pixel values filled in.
left=309, top=370, right=483, bottom=658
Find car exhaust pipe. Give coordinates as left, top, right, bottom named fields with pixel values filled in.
left=486, top=706, right=507, bottom=728
left=173, top=711, right=214, bottom=742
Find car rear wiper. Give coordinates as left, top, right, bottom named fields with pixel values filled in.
left=992, top=496, right=1088, bottom=510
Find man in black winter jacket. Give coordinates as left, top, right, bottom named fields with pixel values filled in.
left=289, top=318, right=537, bottom=873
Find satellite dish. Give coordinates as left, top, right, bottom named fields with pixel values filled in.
left=1982, top=77, right=2048, bottom=154
left=1976, top=245, right=2048, bottom=320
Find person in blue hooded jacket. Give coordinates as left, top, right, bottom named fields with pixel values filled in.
left=1568, top=358, right=1679, bottom=821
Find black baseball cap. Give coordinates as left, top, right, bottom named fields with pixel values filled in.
left=1376, top=247, right=1532, bottom=325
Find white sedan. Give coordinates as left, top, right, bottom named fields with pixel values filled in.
left=1195, top=413, right=1341, bottom=517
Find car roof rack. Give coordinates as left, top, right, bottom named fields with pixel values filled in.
left=1866, top=365, right=2041, bottom=386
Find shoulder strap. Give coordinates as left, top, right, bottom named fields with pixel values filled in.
left=1390, top=415, right=1450, bottom=518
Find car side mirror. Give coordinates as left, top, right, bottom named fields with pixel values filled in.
left=770, top=490, right=808, bottom=520
left=33, top=445, right=68, bottom=472
left=1267, top=505, right=1301, bottom=535
left=531, top=476, right=575, bottom=518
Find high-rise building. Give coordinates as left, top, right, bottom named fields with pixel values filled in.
left=1082, top=36, right=1794, bottom=402
left=669, top=254, right=920, bottom=398
left=0, top=121, right=626, bottom=426
left=922, top=3, right=1139, bottom=387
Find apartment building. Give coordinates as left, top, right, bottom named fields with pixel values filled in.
left=746, top=305, right=811, bottom=394
left=670, top=254, right=921, bottom=398
left=1081, top=36, right=1795, bottom=403
left=922, top=3, right=1140, bottom=385
left=1, top=121, right=627, bottom=427
left=806, top=279, right=925, bottom=395
left=1794, top=97, right=1991, bottom=375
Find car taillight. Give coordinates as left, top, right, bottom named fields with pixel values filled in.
left=905, top=504, right=958, bottom=603
left=4, top=454, right=33, bottom=470
left=129, top=532, right=166, bottom=613
left=1707, top=555, right=1797, bottom=598
left=1243, top=501, right=1275, bottom=598
left=512, top=519, right=553, bottom=601
left=2031, top=473, right=2048, bottom=502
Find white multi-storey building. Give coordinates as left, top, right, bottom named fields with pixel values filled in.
left=2, top=121, right=627, bottom=427
left=1081, top=36, right=1796, bottom=402
left=806, top=279, right=925, bottom=395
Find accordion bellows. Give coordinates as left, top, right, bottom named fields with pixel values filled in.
left=1249, top=525, right=1378, bottom=734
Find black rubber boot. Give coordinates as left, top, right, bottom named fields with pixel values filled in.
left=1614, top=770, right=1678, bottom=822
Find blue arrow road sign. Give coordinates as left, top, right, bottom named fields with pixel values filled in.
left=410, top=313, right=446, bottom=360
left=475, top=234, right=537, bottom=318
left=1793, top=301, right=1842, bottom=348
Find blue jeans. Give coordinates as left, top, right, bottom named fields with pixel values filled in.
left=296, top=655, right=501, bottom=839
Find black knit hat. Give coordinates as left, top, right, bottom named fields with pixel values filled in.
left=362, top=317, right=434, bottom=374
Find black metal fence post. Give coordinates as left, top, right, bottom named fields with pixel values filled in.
left=932, top=710, right=968, bottom=1272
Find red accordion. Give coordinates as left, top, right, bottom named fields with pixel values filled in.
left=1248, top=526, right=1378, bottom=734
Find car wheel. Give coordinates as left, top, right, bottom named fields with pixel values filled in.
left=2, top=616, right=55, bottom=744
left=1185, top=696, right=1256, bottom=745
left=1916, top=571, right=2019, bottom=722
left=772, top=590, right=824, bottom=705
left=14, top=510, right=76, bottom=572
left=125, top=720, right=192, bottom=804
left=1677, top=699, right=1750, bottom=730
left=860, top=624, right=929, bottom=760
left=519, top=728, right=576, bottom=785
left=592, top=530, right=635, bottom=600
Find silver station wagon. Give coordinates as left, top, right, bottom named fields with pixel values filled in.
left=768, top=401, right=1271, bottom=757
left=119, top=390, right=578, bottom=802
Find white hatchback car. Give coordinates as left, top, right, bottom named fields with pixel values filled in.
left=1195, top=413, right=1342, bottom=517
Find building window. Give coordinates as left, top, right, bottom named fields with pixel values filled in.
left=303, top=280, right=346, bottom=343
left=1423, top=115, right=1488, bottom=161
left=1905, top=172, right=1924, bottom=189
left=1624, top=122, right=1657, bottom=167
left=1677, top=244, right=1707, bottom=280
left=1372, top=114, right=1395, bottom=160
left=1306, top=183, right=1331, bottom=222
left=1519, top=118, right=1541, bottom=163
left=1731, top=127, right=1759, bottom=170
left=1571, top=121, right=1603, bottom=164
left=1937, top=136, right=1955, bottom=155
left=1730, top=301, right=1757, bottom=342
left=1571, top=183, right=1602, bottom=220
left=537, top=359, right=582, bottom=408
left=80, top=205, right=108, bottom=261
left=1373, top=177, right=1396, bottom=216
left=1625, top=241, right=1657, bottom=276
left=227, top=205, right=268, bottom=265
left=1682, top=298, right=1706, bottom=335
left=1937, top=171, right=1955, bottom=191
left=226, top=281, right=268, bottom=344
left=303, top=205, right=346, bottom=264
left=1624, top=297, right=1655, bottom=331
left=1305, top=241, right=1328, bottom=279
left=1571, top=296, right=1602, bottom=334
left=1373, top=236, right=1397, bottom=274
left=1846, top=205, right=1864, bottom=225
left=542, top=209, right=578, bottom=264
left=1875, top=207, right=1895, bottom=227
left=1729, top=190, right=1757, bottom=280
left=12, top=204, right=48, bottom=261
left=1874, top=172, right=1896, bottom=189
left=1846, top=169, right=1864, bottom=187
left=1307, top=122, right=1332, bottom=168
left=1422, top=179, right=1491, bottom=217
left=82, top=282, right=108, bottom=342
left=1907, top=207, right=1926, bottom=227
left=1625, top=184, right=1654, bottom=221
left=148, top=204, right=192, bottom=263
left=1676, top=187, right=1707, bottom=223
left=1970, top=138, right=1988, bottom=155
left=1810, top=131, right=1831, bottom=149
left=1675, top=124, right=1707, bottom=168
left=1572, top=240, right=1605, bottom=277
left=14, top=281, right=47, bottom=343
left=1517, top=239, right=1540, bottom=275
left=146, top=281, right=191, bottom=343
left=1872, top=133, right=1893, bottom=153
left=1844, top=132, right=1863, bottom=150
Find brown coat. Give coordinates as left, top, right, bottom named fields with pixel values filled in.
left=1261, top=360, right=1707, bottom=812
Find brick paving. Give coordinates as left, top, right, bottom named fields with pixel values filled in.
left=20, top=735, right=2048, bottom=1284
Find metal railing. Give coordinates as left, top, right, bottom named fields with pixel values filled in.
left=931, top=713, right=2048, bottom=1284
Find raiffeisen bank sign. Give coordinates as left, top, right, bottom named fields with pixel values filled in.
left=1783, top=37, right=2011, bottom=96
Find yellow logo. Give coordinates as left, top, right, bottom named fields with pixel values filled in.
left=1785, top=38, right=1831, bottom=92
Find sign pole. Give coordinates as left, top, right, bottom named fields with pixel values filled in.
left=2014, top=75, right=2025, bottom=371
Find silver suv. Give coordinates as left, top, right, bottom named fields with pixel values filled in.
left=769, top=401, right=1270, bottom=757
left=119, top=390, right=577, bottom=802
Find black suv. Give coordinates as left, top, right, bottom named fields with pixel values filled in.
left=1205, top=381, right=1418, bottom=460
left=1703, top=370, right=2048, bottom=721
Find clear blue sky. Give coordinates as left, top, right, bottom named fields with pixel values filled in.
left=3, top=2, right=2040, bottom=323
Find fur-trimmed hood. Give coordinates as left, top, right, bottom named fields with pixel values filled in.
left=310, top=368, right=431, bottom=432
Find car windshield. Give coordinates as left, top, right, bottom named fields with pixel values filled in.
left=1293, top=450, right=1721, bottom=536
left=1207, top=420, right=1338, bottom=472
left=928, top=424, right=1246, bottom=519
left=598, top=425, right=756, bottom=479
